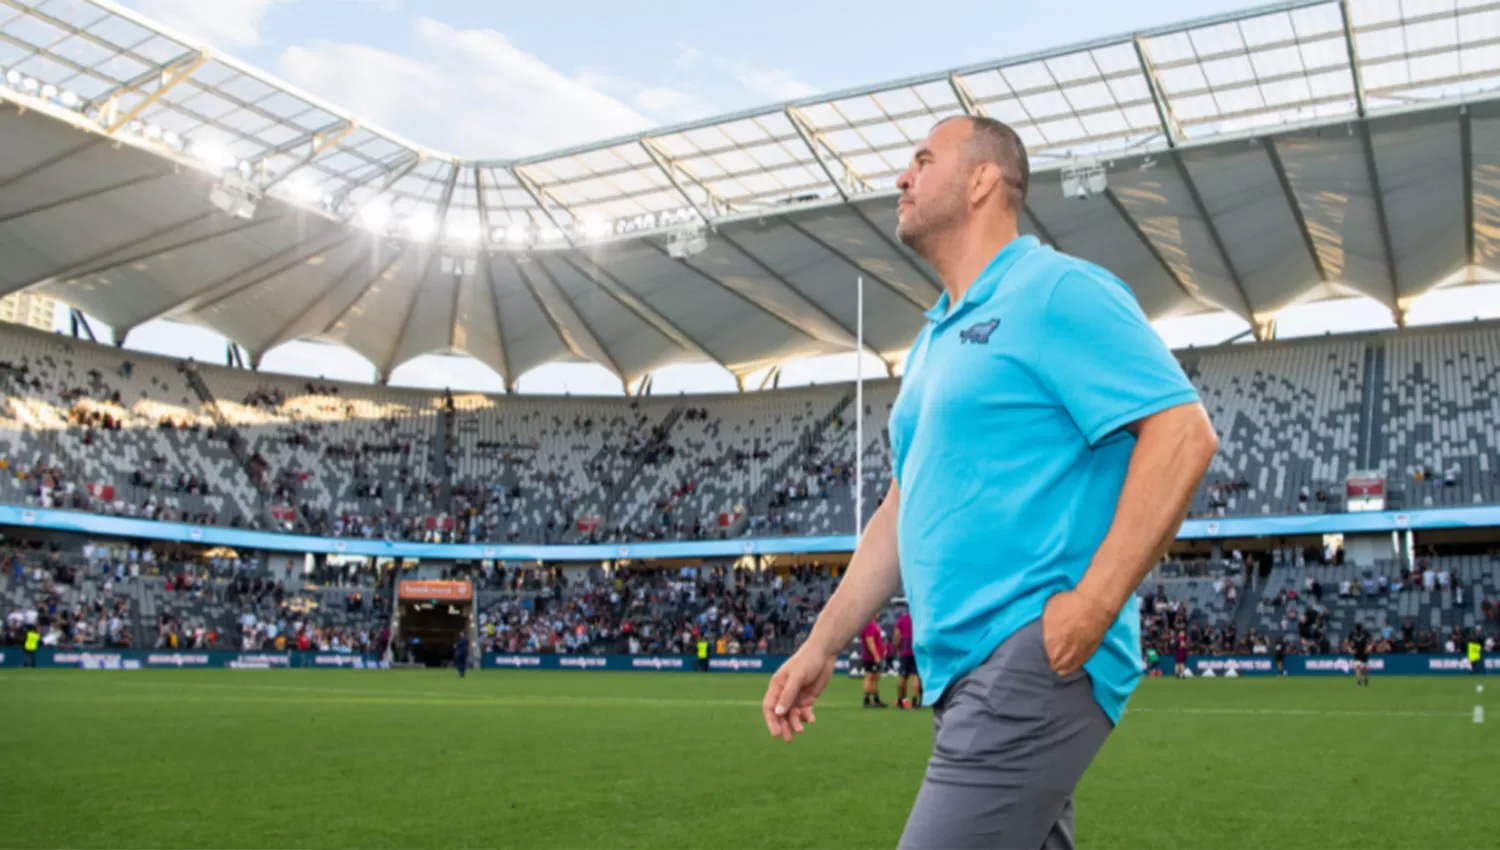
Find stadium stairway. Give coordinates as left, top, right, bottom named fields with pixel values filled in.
left=746, top=393, right=854, bottom=528
left=185, top=367, right=279, bottom=529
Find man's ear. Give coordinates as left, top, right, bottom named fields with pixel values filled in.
left=970, top=162, right=1003, bottom=206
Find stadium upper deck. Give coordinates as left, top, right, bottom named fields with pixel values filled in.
left=2, top=0, right=1500, bottom=388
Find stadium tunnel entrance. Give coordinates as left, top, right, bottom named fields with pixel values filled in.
left=394, top=580, right=475, bottom=667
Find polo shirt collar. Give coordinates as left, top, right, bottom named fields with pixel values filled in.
left=924, top=235, right=1041, bottom=323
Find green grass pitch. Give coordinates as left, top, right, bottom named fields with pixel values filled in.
left=0, top=669, right=1493, bottom=848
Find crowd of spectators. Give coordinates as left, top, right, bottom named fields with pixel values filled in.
left=477, top=563, right=839, bottom=656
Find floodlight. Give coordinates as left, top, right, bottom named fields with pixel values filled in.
left=162, top=131, right=182, bottom=149
left=190, top=140, right=237, bottom=170
left=538, top=226, right=563, bottom=243
left=59, top=90, right=78, bottom=108
left=3, top=70, right=18, bottom=86
left=358, top=201, right=393, bottom=230
left=39, top=84, right=56, bottom=100
left=286, top=179, right=322, bottom=204
left=143, top=124, right=162, bottom=141
left=506, top=224, right=530, bottom=244
left=578, top=217, right=611, bottom=239
left=20, top=77, right=38, bottom=92
left=405, top=214, right=437, bottom=242
left=445, top=220, right=481, bottom=244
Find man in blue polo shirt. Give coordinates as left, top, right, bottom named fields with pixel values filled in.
left=761, top=115, right=1218, bottom=848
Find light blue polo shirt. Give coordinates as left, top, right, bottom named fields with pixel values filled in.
left=889, top=235, right=1199, bottom=724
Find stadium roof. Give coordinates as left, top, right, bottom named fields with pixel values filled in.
left=2, top=0, right=1500, bottom=387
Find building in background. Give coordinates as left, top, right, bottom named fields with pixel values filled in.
left=0, top=292, right=58, bottom=332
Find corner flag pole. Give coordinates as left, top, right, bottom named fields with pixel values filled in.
left=855, top=275, right=864, bottom=544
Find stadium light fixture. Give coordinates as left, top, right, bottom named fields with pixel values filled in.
left=163, top=131, right=182, bottom=149
left=405, top=213, right=437, bottom=242
left=358, top=201, right=393, bottom=231
left=39, top=84, right=56, bottom=100
left=537, top=226, right=563, bottom=243
left=190, top=140, right=237, bottom=171
left=59, top=90, right=79, bottom=108
left=506, top=224, right=530, bottom=244
left=445, top=220, right=481, bottom=245
left=578, top=217, right=611, bottom=240
left=286, top=179, right=323, bottom=204
left=20, top=77, right=38, bottom=93
left=143, top=124, right=162, bottom=141
left=3, top=70, right=18, bottom=86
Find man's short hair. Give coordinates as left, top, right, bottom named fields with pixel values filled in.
left=941, top=115, right=1030, bottom=213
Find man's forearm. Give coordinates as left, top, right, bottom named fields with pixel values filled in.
left=1076, top=404, right=1218, bottom=617
left=803, top=494, right=902, bottom=659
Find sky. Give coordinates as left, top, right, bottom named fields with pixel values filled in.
left=62, top=0, right=1500, bottom=395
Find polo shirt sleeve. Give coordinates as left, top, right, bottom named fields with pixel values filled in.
left=1032, top=268, right=1200, bottom=446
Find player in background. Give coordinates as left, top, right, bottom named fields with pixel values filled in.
left=1469, top=630, right=1484, bottom=675
left=861, top=617, right=887, bottom=708
left=1145, top=645, right=1161, bottom=677
left=893, top=607, right=921, bottom=708
left=1274, top=638, right=1287, bottom=676
left=454, top=632, right=470, bottom=679
left=1347, top=623, right=1372, bottom=686
left=1174, top=629, right=1188, bottom=678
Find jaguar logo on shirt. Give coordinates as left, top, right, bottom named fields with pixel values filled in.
left=959, top=318, right=1000, bottom=344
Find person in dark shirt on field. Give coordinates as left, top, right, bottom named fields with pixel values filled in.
left=454, top=633, right=470, bottom=679
left=1274, top=639, right=1287, bottom=676
left=1348, top=624, right=1372, bottom=687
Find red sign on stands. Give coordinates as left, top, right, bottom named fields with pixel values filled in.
left=576, top=517, right=601, bottom=533
left=399, top=580, right=472, bottom=601
left=1346, top=477, right=1386, bottom=497
left=269, top=505, right=296, bottom=522
left=422, top=516, right=456, bottom=532
left=87, top=482, right=114, bottom=501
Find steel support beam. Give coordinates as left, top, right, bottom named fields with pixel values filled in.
left=136, top=225, right=353, bottom=328
left=103, top=51, right=210, bottom=135
left=1339, top=0, right=1368, bottom=117
left=786, top=106, right=873, bottom=201
left=1462, top=105, right=1476, bottom=267
left=781, top=217, right=929, bottom=311
left=1132, top=36, right=1183, bottom=145
left=1169, top=151, right=1257, bottom=321
left=714, top=230, right=877, bottom=357
left=1102, top=187, right=1201, bottom=306
left=519, top=257, right=625, bottom=381
left=640, top=239, right=834, bottom=355
left=479, top=255, right=514, bottom=384
left=0, top=170, right=172, bottom=227
left=2, top=210, right=215, bottom=297
left=1354, top=120, right=1404, bottom=321
left=252, top=237, right=384, bottom=358
left=510, top=166, right=577, bottom=246
left=84, top=50, right=199, bottom=109
left=553, top=253, right=723, bottom=367
left=1262, top=135, right=1329, bottom=288
left=260, top=120, right=358, bottom=191
left=341, top=153, right=423, bottom=222
left=640, top=136, right=729, bottom=219
left=382, top=163, right=460, bottom=375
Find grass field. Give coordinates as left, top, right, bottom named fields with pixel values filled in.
left=0, top=669, right=1493, bottom=849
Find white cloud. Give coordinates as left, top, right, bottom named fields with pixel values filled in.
left=139, top=0, right=280, bottom=48
left=278, top=18, right=652, bottom=159
left=726, top=63, right=819, bottom=101
left=635, top=86, right=703, bottom=122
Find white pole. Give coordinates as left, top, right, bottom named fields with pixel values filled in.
left=855, top=276, right=865, bottom=544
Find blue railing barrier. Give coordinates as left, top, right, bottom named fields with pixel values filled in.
left=2, top=649, right=1489, bottom=676
left=4, top=501, right=1500, bottom=562
left=0, top=649, right=388, bottom=669
left=1168, top=653, right=1495, bottom=676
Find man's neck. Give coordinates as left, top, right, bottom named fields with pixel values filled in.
left=927, top=224, right=1021, bottom=309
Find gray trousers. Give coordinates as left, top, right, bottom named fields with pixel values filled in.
left=898, top=619, right=1114, bottom=850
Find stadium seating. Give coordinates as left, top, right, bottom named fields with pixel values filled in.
left=1379, top=326, right=1500, bottom=508
left=6, top=321, right=1500, bottom=541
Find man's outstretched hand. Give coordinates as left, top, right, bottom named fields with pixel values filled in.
left=762, top=649, right=837, bottom=743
